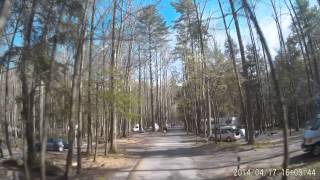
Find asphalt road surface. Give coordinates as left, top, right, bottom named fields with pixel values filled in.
left=111, top=129, right=242, bottom=180
left=109, top=128, right=320, bottom=180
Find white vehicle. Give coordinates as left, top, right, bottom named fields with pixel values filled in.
left=148, top=123, right=160, bottom=131
left=209, top=126, right=241, bottom=142
left=302, top=114, right=320, bottom=156
left=239, top=128, right=246, bottom=137
left=154, top=123, right=160, bottom=131
left=132, top=124, right=144, bottom=132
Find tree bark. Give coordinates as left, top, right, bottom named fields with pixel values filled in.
left=242, top=1, right=289, bottom=178
left=76, top=48, right=84, bottom=174
left=3, top=9, right=21, bottom=157
left=65, top=1, right=88, bottom=177
left=87, top=0, right=96, bottom=155
left=0, top=0, right=11, bottom=35
left=138, top=44, right=143, bottom=133
left=109, top=0, right=118, bottom=153
left=218, top=0, right=247, bottom=140
left=229, top=0, right=254, bottom=144
left=94, top=83, right=99, bottom=162
left=20, top=0, right=38, bottom=169
left=193, top=0, right=211, bottom=137
left=148, top=26, right=155, bottom=132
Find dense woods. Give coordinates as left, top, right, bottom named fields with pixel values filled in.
left=0, top=0, right=320, bottom=179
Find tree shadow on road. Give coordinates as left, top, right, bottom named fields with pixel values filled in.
left=290, top=152, right=320, bottom=165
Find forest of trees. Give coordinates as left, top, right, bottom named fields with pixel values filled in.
left=0, top=0, right=320, bottom=179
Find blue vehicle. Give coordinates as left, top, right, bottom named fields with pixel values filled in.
left=302, top=96, right=320, bottom=156
left=302, top=115, right=320, bottom=156
left=36, top=138, right=68, bottom=152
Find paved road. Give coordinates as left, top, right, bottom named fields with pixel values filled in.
left=1, top=129, right=318, bottom=180
left=111, top=129, right=239, bottom=180
left=109, top=128, right=320, bottom=180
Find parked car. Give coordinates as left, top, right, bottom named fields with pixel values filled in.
left=209, top=127, right=241, bottom=142
left=302, top=114, right=320, bottom=156
left=132, top=124, right=144, bottom=132
left=36, top=138, right=68, bottom=152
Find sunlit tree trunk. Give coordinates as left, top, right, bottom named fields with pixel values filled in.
left=138, top=44, right=143, bottom=133
left=0, top=0, right=11, bottom=35
left=87, top=0, right=96, bottom=155
left=109, top=0, right=118, bottom=153
left=94, top=83, right=99, bottom=161
left=148, top=25, right=155, bottom=132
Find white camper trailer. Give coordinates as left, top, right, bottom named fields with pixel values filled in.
left=201, top=117, right=239, bottom=127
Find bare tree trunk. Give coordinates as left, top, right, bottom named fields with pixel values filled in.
left=87, top=0, right=96, bottom=155
left=144, top=63, right=149, bottom=129
left=155, top=49, right=160, bottom=129
left=244, top=6, right=266, bottom=134
left=218, top=0, right=247, bottom=140
left=229, top=0, right=254, bottom=144
left=243, top=1, right=289, bottom=179
left=183, top=85, right=189, bottom=133
left=138, top=44, right=143, bottom=133
left=100, top=25, right=108, bottom=156
left=123, top=25, right=133, bottom=137
left=148, top=26, right=155, bottom=132
left=65, top=1, right=88, bottom=177
left=308, top=37, right=320, bottom=86
left=3, top=9, right=21, bottom=157
left=40, top=4, right=64, bottom=179
left=94, top=83, right=99, bottom=162
left=104, top=107, right=108, bottom=156
left=271, top=0, right=296, bottom=136
left=193, top=0, right=210, bottom=137
left=109, top=0, right=118, bottom=153
left=0, top=0, right=11, bottom=35
left=76, top=50, right=84, bottom=174
left=22, top=124, right=31, bottom=180
left=20, top=0, right=38, bottom=170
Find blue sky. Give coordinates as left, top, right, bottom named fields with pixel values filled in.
left=141, top=0, right=319, bottom=80
left=157, top=0, right=179, bottom=26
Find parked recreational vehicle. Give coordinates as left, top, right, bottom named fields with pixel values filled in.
left=201, top=117, right=239, bottom=128
left=214, top=117, right=239, bottom=127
